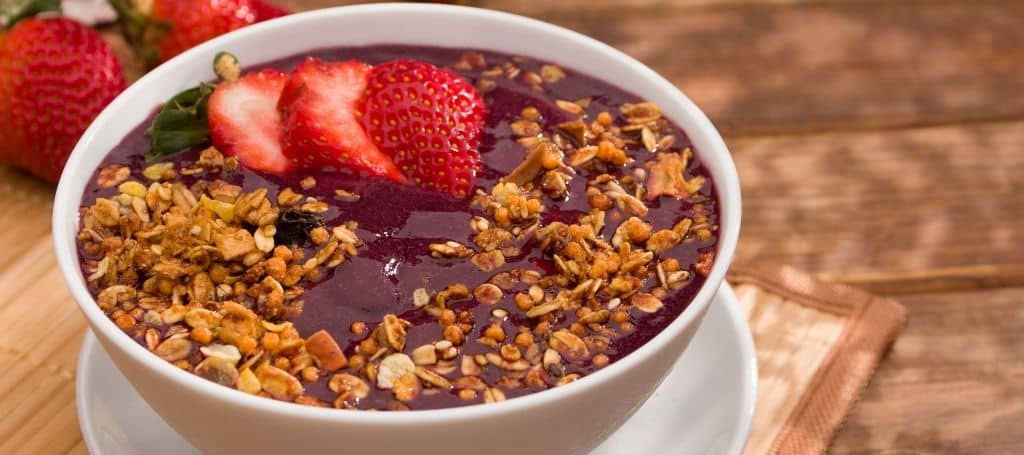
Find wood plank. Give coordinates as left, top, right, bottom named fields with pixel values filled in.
left=832, top=287, right=1024, bottom=453
left=733, top=120, right=1024, bottom=279
left=474, top=0, right=1024, bottom=136
left=0, top=166, right=53, bottom=278
left=820, top=265, right=1024, bottom=295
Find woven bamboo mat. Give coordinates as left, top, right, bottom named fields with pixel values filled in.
left=0, top=165, right=906, bottom=454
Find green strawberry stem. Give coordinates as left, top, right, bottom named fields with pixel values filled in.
left=0, top=0, right=60, bottom=29
left=145, top=54, right=244, bottom=161
left=146, top=82, right=215, bottom=162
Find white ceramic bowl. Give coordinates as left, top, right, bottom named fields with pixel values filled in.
left=53, top=4, right=742, bottom=454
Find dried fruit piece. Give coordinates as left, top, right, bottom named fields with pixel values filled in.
left=306, top=330, right=348, bottom=373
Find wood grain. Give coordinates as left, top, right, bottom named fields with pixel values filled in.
left=820, top=265, right=1024, bottom=295
left=732, top=120, right=1024, bottom=277
left=0, top=0, right=1021, bottom=453
left=477, top=0, right=1024, bottom=137
left=831, top=287, right=1024, bottom=454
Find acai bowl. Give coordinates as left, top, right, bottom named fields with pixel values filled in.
left=53, top=4, right=741, bottom=454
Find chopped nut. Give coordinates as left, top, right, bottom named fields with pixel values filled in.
left=474, top=228, right=513, bottom=252
left=98, top=165, right=131, bottom=188
left=605, top=181, right=648, bottom=216
left=503, top=142, right=549, bottom=186
left=200, top=343, right=241, bottom=364
left=97, top=285, right=135, bottom=311
left=299, top=176, right=316, bottom=190
left=326, top=186, right=360, bottom=202
left=556, top=373, right=581, bottom=387
left=641, top=127, right=658, bottom=152
left=143, top=162, right=175, bottom=181
left=620, top=102, right=662, bottom=124
left=483, top=387, right=506, bottom=403
left=331, top=225, right=359, bottom=244
left=412, top=344, right=438, bottom=365
left=254, top=225, right=276, bottom=253
left=215, top=228, right=256, bottom=261
left=461, top=355, right=482, bottom=376
left=525, top=301, right=560, bottom=318
left=473, top=283, right=503, bottom=305
left=378, top=353, right=416, bottom=389
left=154, top=338, right=193, bottom=362
left=471, top=250, right=505, bottom=272
left=392, top=373, right=422, bottom=402
left=557, top=119, right=588, bottom=146
left=185, top=308, right=222, bottom=329
left=646, top=229, right=682, bottom=253
left=329, top=373, right=370, bottom=399
left=429, top=241, right=474, bottom=259
left=414, top=366, right=452, bottom=389
left=195, top=357, right=238, bottom=386
left=237, top=368, right=261, bottom=394
left=631, top=293, right=664, bottom=313
left=696, top=250, right=715, bottom=277
left=646, top=151, right=705, bottom=200
left=549, top=329, right=589, bottom=362
left=540, top=64, right=566, bottom=83
left=380, top=314, right=408, bottom=352
left=412, top=288, right=431, bottom=308
left=555, top=99, right=584, bottom=115
left=256, top=363, right=304, bottom=401
left=543, top=349, right=564, bottom=377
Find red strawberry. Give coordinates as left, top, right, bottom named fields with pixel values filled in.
left=0, top=17, right=126, bottom=183
left=208, top=69, right=291, bottom=173
left=110, top=0, right=289, bottom=65
left=250, top=0, right=288, bottom=21
left=278, top=58, right=405, bottom=182
left=359, top=59, right=484, bottom=198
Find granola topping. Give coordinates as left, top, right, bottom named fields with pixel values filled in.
left=77, top=47, right=719, bottom=411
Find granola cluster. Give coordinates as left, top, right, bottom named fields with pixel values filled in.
left=82, top=148, right=364, bottom=403
left=77, top=52, right=718, bottom=411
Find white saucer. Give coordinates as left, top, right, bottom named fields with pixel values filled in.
left=77, top=282, right=756, bottom=455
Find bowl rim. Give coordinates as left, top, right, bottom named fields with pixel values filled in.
left=53, top=2, right=742, bottom=424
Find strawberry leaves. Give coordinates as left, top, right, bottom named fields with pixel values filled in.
left=0, top=0, right=61, bottom=29
left=145, top=82, right=214, bottom=162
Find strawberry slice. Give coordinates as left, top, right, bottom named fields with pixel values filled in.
left=359, top=59, right=484, bottom=199
left=278, top=58, right=405, bottom=182
left=208, top=69, right=291, bottom=173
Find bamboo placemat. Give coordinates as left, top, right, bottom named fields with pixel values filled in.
left=0, top=172, right=906, bottom=454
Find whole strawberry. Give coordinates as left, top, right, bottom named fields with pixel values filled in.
left=0, top=17, right=126, bottom=182
left=359, top=60, right=485, bottom=198
left=111, top=0, right=288, bottom=65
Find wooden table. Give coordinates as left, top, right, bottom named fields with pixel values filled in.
left=264, top=1, right=1024, bottom=451
left=286, top=2, right=1023, bottom=451
left=3, top=0, right=1021, bottom=452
